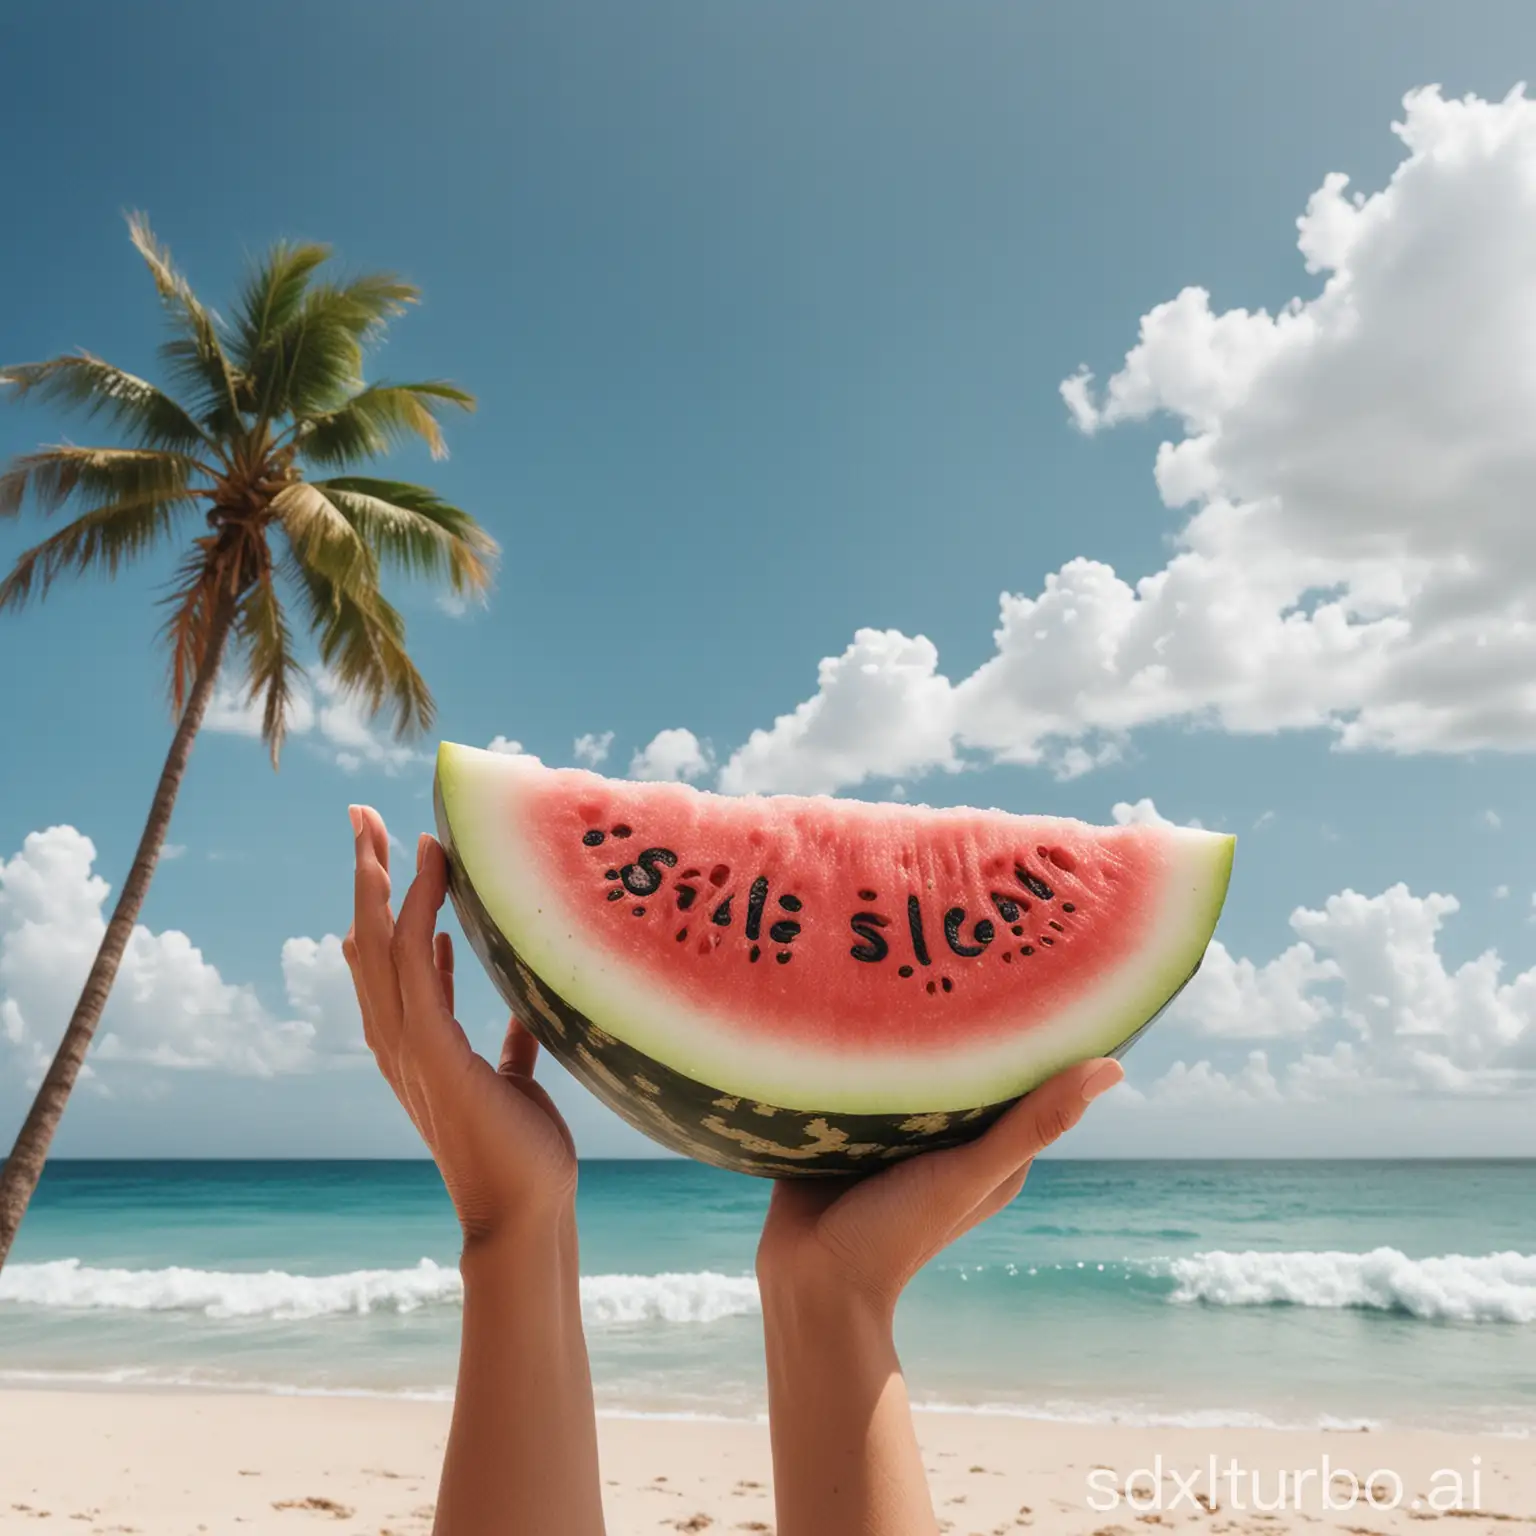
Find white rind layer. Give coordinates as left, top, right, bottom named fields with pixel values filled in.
left=436, top=743, right=1235, bottom=1114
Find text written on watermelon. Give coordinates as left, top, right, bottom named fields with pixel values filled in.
left=579, top=824, right=1081, bottom=982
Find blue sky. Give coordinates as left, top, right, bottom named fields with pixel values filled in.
left=4, top=0, right=1536, bottom=1157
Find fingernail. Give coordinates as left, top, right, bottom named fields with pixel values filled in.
left=1081, top=1060, right=1124, bottom=1103
left=348, top=805, right=363, bottom=838
left=416, top=833, right=430, bottom=873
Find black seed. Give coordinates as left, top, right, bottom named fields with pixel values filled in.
left=745, top=876, right=769, bottom=940
left=973, top=919, right=995, bottom=945
left=1015, top=864, right=1055, bottom=901
left=607, top=889, right=624, bottom=901
left=907, top=895, right=932, bottom=966
left=990, top=893, right=1021, bottom=924
left=676, top=928, right=688, bottom=942
left=612, top=824, right=632, bottom=839
left=776, top=951, right=791, bottom=964
left=1040, top=935, right=1055, bottom=946
left=858, top=888, right=878, bottom=902
left=605, top=868, right=619, bottom=880
left=750, top=944, right=761, bottom=962
left=1062, top=902, right=1076, bottom=913
left=632, top=906, right=645, bottom=917
left=710, top=896, right=733, bottom=926
left=941, top=977, right=953, bottom=993
left=1020, top=944, right=1034, bottom=955
left=1049, top=919, right=1064, bottom=932
left=778, top=893, right=802, bottom=912
left=898, top=964, right=914, bottom=978
left=769, top=920, right=801, bottom=945
left=1011, top=925, right=1024, bottom=937
left=582, top=829, right=605, bottom=847
left=676, top=885, right=698, bottom=911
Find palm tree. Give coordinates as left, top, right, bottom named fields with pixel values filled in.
left=0, top=215, right=498, bottom=1270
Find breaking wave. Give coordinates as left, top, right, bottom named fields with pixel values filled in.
left=1155, top=1248, right=1536, bottom=1324
left=0, top=1258, right=760, bottom=1326
left=6, top=1248, right=1532, bottom=1326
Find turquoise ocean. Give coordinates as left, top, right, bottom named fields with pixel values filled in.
left=2, top=1160, right=1533, bottom=1432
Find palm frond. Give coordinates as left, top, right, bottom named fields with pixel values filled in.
left=268, top=276, right=421, bottom=422
left=308, top=274, right=419, bottom=340
left=312, top=475, right=497, bottom=597
left=127, top=212, right=244, bottom=436
left=0, top=354, right=216, bottom=455
left=231, top=240, right=332, bottom=377
left=297, top=382, right=475, bottom=467
left=271, top=480, right=378, bottom=598
left=0, top=493, right=194, bottom=611
left=0, top=446, right=203, bottom=518
left=234, top=240, right=334, bottom=424
left=237, top=568, right=303, bottom=765
left=285, top=555, right=434, bottom=738
left=158, top=536, right=234, bottom=714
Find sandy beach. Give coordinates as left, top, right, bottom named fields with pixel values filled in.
left=0, top=1389, right=1529, bottom=1536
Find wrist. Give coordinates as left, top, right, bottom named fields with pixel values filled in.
left=759, top=1266, right=898, bottom=1358
left=757, top=1240, right=902, bottom=1327
left=460, top=1202, right=578, bottom=1289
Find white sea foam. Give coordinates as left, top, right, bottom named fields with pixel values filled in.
left=0, top=1257, right=462, bottom=1320
left=581, top=1272, right=759, bottom=1324
left=913, top=1399, right=1383, bottom=1432
left=0, top=1259, right=760, bottom=1326
left=1156, top=1248, right=1536, bottom=1324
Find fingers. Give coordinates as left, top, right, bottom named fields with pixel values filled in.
left=349, top=805, right=403, bottom=1063
left=499, top=1017, right=540, bottom=1079
left=961, top=1058, right=1123, bottom=1187
left=435, top=931, right=455, bottom=1018
left=393, top=838, right=474, bottom=1077
left=949, top=1163, right=1031, bottom=1245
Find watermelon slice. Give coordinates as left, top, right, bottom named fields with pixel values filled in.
left=434, top=743, right=1234, bottom=1177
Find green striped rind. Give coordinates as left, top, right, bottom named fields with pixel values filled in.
left=435, top=770, right=1209, bottom=1178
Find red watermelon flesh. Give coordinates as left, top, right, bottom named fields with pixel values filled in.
left=435, top=743, right=1234, bottom=1176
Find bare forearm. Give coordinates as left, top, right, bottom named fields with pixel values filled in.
left=436, top=1216, right=605, bottom=1536
left=762, top=1281, right=936, bottom=1536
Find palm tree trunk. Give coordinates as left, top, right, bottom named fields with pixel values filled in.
left=0, top=590, right=239, bottom=1272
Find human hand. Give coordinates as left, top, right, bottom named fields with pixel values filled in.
left=343, top=805, right=578, bottom=1247
left=756, top=1057, right=1123, bottom=1317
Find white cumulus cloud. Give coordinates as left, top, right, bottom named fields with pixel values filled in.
left=206, top=671, right=424, bottom=776
left=708, top=87, right=1536, bottom=795
left=1148, top=1050, right=1284, bottom=1107
left=1110, top=798, right=1205, bottom=829
left=0, top=828, right=362, bottom=1081
left=629, top=728, right=714, bottom=783
left=1160, top=882, right=1536, bottom=1096
left=573, top=731, right=615, bottom=768
left=719, top=629, right=959, bottom=795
